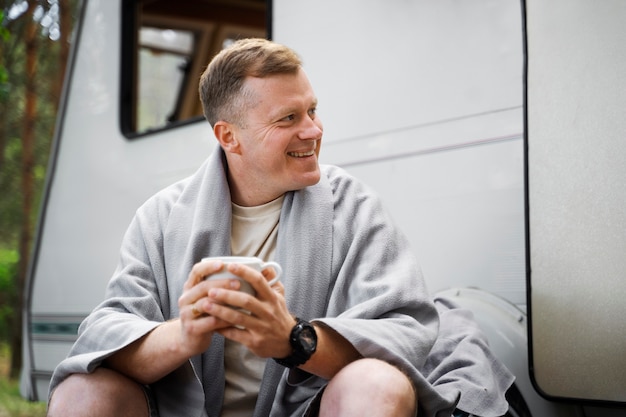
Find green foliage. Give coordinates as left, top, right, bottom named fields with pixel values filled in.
left=0, top=249, right=18, bottom=285
left=0, top=135, right=24, bottom=243
left=0, top=10, right=11, bottom=102
left=0, top=10, right=9, bottom=38
left=0, top=250, right=18, bottom=343
left=0, top=67, right=8, bottom=102
left=1, top=344, right=47, bottom=416
left=0, top=0, right=81, bottom=377
left=1, top=1, right=67, bottom=245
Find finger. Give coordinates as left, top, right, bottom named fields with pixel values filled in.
left=255, top=268, right=282, bottom=299
left=184, top=260, right=224, bottom=290
left=204, top=292, right=253, bottom=328
left=181, top=298, right=234, bottom=334
left=261, top=266, right=278, bottom=281
left=179, top=279, right=241, bottom=315
left=217, top=326, right=248, bottom=344
left=191, top=303, right=202, bottom=317
left=261, top=268, right=282, bottom=292
left=181, top=306, right=233, bottom=341
left=271, top=280, right=285, bottom=296
left=180, top=299, right=206, bottom=320
left=226, top=264, right=276, bottom=299
left=208, top=287, right=256, bottom=313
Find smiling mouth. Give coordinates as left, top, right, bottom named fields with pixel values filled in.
left=287, top=149, right=316, bottom=158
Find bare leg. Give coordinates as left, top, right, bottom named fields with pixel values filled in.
left=319, top=358, right=417, bottom=417
left=47, top=367, right=150, bottom=417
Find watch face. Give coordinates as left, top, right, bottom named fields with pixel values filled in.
left=300, top=326, right=317, bottom=352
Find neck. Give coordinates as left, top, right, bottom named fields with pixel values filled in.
left=227, top=169, right=283, bottom=207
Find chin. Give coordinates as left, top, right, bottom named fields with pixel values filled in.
left=290, top=171, right=321, bottom=191
left=305, top=169, right=322, bottom=186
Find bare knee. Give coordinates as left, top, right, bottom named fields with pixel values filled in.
left=47, top=367, right=149, bottom=417
left=320, top=358, right=417, bottom=417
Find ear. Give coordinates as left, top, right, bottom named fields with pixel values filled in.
left=214, top=121, right=241, bottom=154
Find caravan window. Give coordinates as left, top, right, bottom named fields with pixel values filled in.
left=121, top=0, right=268, bottom=138
left=137, top=27, right=194, bottom=133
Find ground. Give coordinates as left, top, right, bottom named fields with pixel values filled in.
left=0, top=345, right=46, bottom=417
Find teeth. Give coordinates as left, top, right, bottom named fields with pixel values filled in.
left=289, top=150, right=315, bottom=157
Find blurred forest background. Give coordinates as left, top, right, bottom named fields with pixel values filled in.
left=0, top=0, right=79, bottom=394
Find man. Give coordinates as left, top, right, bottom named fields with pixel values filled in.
left=47, top=38, right=511, bottom=417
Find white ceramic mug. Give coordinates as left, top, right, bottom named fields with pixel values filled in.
left=201, top=256, right=282, bottom=296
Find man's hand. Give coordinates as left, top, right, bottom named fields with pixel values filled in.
left=177, top=260, right=247, bottom=355
left=197, top=261, right=294, bottom=359
left=104, top=260, right=254, bottom=384
left=181, top=259, right=361, bottom=381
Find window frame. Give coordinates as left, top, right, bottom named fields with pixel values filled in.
left=119, top=0, right=270, bottom=139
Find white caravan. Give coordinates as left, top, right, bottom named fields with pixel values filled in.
left=21, top=0, right=625, bottom=416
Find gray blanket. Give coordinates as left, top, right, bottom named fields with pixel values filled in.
left=50, top=149, right=512, bottom=417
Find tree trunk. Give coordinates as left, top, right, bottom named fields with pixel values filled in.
left=11, top=0, right=38, bottom=380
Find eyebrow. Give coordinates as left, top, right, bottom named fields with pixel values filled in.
left=269, top=97, right=318, bottom=121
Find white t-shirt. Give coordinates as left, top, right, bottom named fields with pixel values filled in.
left=221, top=195, right=284, bottom=417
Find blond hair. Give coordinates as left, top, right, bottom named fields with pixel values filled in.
left=199, top=38, right=302, bottom=127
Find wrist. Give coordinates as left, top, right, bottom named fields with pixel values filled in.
left=273, top=317, right=318, bottom=368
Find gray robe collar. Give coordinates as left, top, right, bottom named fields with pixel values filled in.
left=178, top=148, right=334, bottom=416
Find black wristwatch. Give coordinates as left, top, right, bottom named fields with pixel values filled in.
left=273, top=317, right=317, bottom=368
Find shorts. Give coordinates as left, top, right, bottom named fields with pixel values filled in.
left=142, top=385, right=159, bottom=417
left=143, top=384, right=471, bottom=417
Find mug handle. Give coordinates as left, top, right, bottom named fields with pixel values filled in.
left=261, top=261, right=282, bottom=285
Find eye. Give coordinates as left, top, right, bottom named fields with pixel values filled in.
left=281, top=114, right=295, bottom=122
left=308, top=107, right=317, bottom=117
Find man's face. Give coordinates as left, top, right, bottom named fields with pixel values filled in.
left=225, top=68, right=323, bottom=206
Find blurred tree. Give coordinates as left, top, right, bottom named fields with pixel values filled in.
left=0, top=0, right=77, bottom=379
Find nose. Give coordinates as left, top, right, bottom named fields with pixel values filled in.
left=298, top=115, right=323, bottom=141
